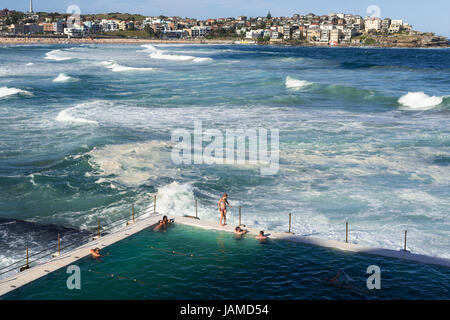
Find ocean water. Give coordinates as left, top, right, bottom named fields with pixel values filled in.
left=3, top=224, right=450, bottom=300
left=0, top=44, right=449, bottom=272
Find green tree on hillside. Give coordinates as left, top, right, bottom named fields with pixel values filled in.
left=144, top=25, right=155, bottom=37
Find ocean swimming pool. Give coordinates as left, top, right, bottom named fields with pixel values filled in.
left=1, top=44, right=449, bottom=271
left=2, top=223, right=449, bottom=300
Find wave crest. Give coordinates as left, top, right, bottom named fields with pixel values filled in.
left=101, top=61, right=155, bottom=72
left=143, top=44, right=212, bottom=63
left=398, top=92, right=445, bottom=110
left=285, top=76, right=313, bottom=90
left=56, top=102, right=99, bottom=125
left=53, top=73, right=78, bottom=82
left=45, top=49, right=74, bottom=61
left=0, top=87, right=32, bottom=98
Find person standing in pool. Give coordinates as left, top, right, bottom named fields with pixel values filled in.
left=218, top=193, right=232, bottom=226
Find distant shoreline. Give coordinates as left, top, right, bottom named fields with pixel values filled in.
left=0, top=37, right=234, bottom=45
left=0, top=36, right=448, bottom=48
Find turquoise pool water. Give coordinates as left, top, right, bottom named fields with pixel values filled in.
left=2, top=224, right=449, bottom=300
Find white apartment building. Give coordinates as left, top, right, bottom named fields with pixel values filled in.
left=191, top=26, right=211, bottom=38
left=342, top=27, right=358, bottom=43
left=389, top=20, right=403, bottom=33
left=63, top=27, right=84, bottom=38
left=320, top=29, right=330, bottom=42
left=320, top=23, right=334, bottom=31
left=330, top=29, right=342, bottom=43
left=364, top=17, right=381, bottom=32
left=245, top=29, right=264, bottom=39
left=101, top=19, right=119, bottom=32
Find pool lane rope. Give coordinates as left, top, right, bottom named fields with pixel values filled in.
left=132, top=243, right=222, bottom=261
left=87, top=269, right=161, bottom=288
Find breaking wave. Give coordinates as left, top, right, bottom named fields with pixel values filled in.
left=398, top=92, right=446, bottom=110
left=101, top=60, right=155, bottom=72
left=285, top=76, right=313, bottom=90
left=142, top=44, right=213, bottom=63
left=53, top=73, right=78, bottom=82
left=56, top=102, right=99, bottom=125
left=0, top=87, right=31, bottom=98
left=44, top=49, right=74, bottom=61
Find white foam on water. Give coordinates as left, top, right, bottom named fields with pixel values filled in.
left=88, top=141, right=179, bottom=187
left=56, top=102, right=99, bottom=125
left=285, top=76, right=313, bottom=90
left=142, top=44, right=212, bottom=63
left=149, top=51, right=212, bottom=62
left=44, top=49, right=74, bottom=61
left=0, top=87, right=31, bottom=98
left=53, top=73, right=78, bottom=82
left=26, top=62, right=34, bottom=66
left=101, top=60, right=154, bottom=72
left=398, top=92, right=445, bottom=110
left=29, top=173, right=37, bottom=186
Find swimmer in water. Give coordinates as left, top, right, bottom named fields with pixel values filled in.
left=90, top=247, right=108, bottom=258
left=255, top=230, right=268, bottom=240
left=162, top=215, right=175, bottom=225
left=326, top=269, right=344, bottom=286
left=325, top=269, right=366, bottom=295
left=234, top=226, right=248, bottom=236
left=154, top=219, right=166, bottom=231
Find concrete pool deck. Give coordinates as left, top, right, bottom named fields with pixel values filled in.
left=1, top=212, right=449, bottom=297
left=174, top=215, right=450, bottom=268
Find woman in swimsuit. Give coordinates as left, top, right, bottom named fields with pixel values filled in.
left=218, top=193, right=231, bottom=226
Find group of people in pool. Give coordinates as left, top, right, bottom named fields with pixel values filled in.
left=234, top=226, right=269, bottom=241
left=89, top=192, right=360, bottom=293
left=154, top=215, right=175, bottom=231
left=220, top=193, right=269, bottom=241
left=90, top=216, right=174, bottom=258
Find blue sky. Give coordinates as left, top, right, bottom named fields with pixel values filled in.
left=5, top=0, right=450, bottom=37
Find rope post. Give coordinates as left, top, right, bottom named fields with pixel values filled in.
left=195, top=199, right=198, bottom=219
left=288, top=213, right=292, bottom=233
left=154, top=195, right=156, bottom=214
left=20, top=247, right=30, bottom=272
left=132, top=204, right=135, bottom=222
left=58, top=233, right=60, bottom=255
left=97, top=219, right=100, bottom=238
left=404, top=230, right=407, bottom=252
left=345, top=222, right=348, bottom=243
left=238, top=206, right=241, bottom=226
